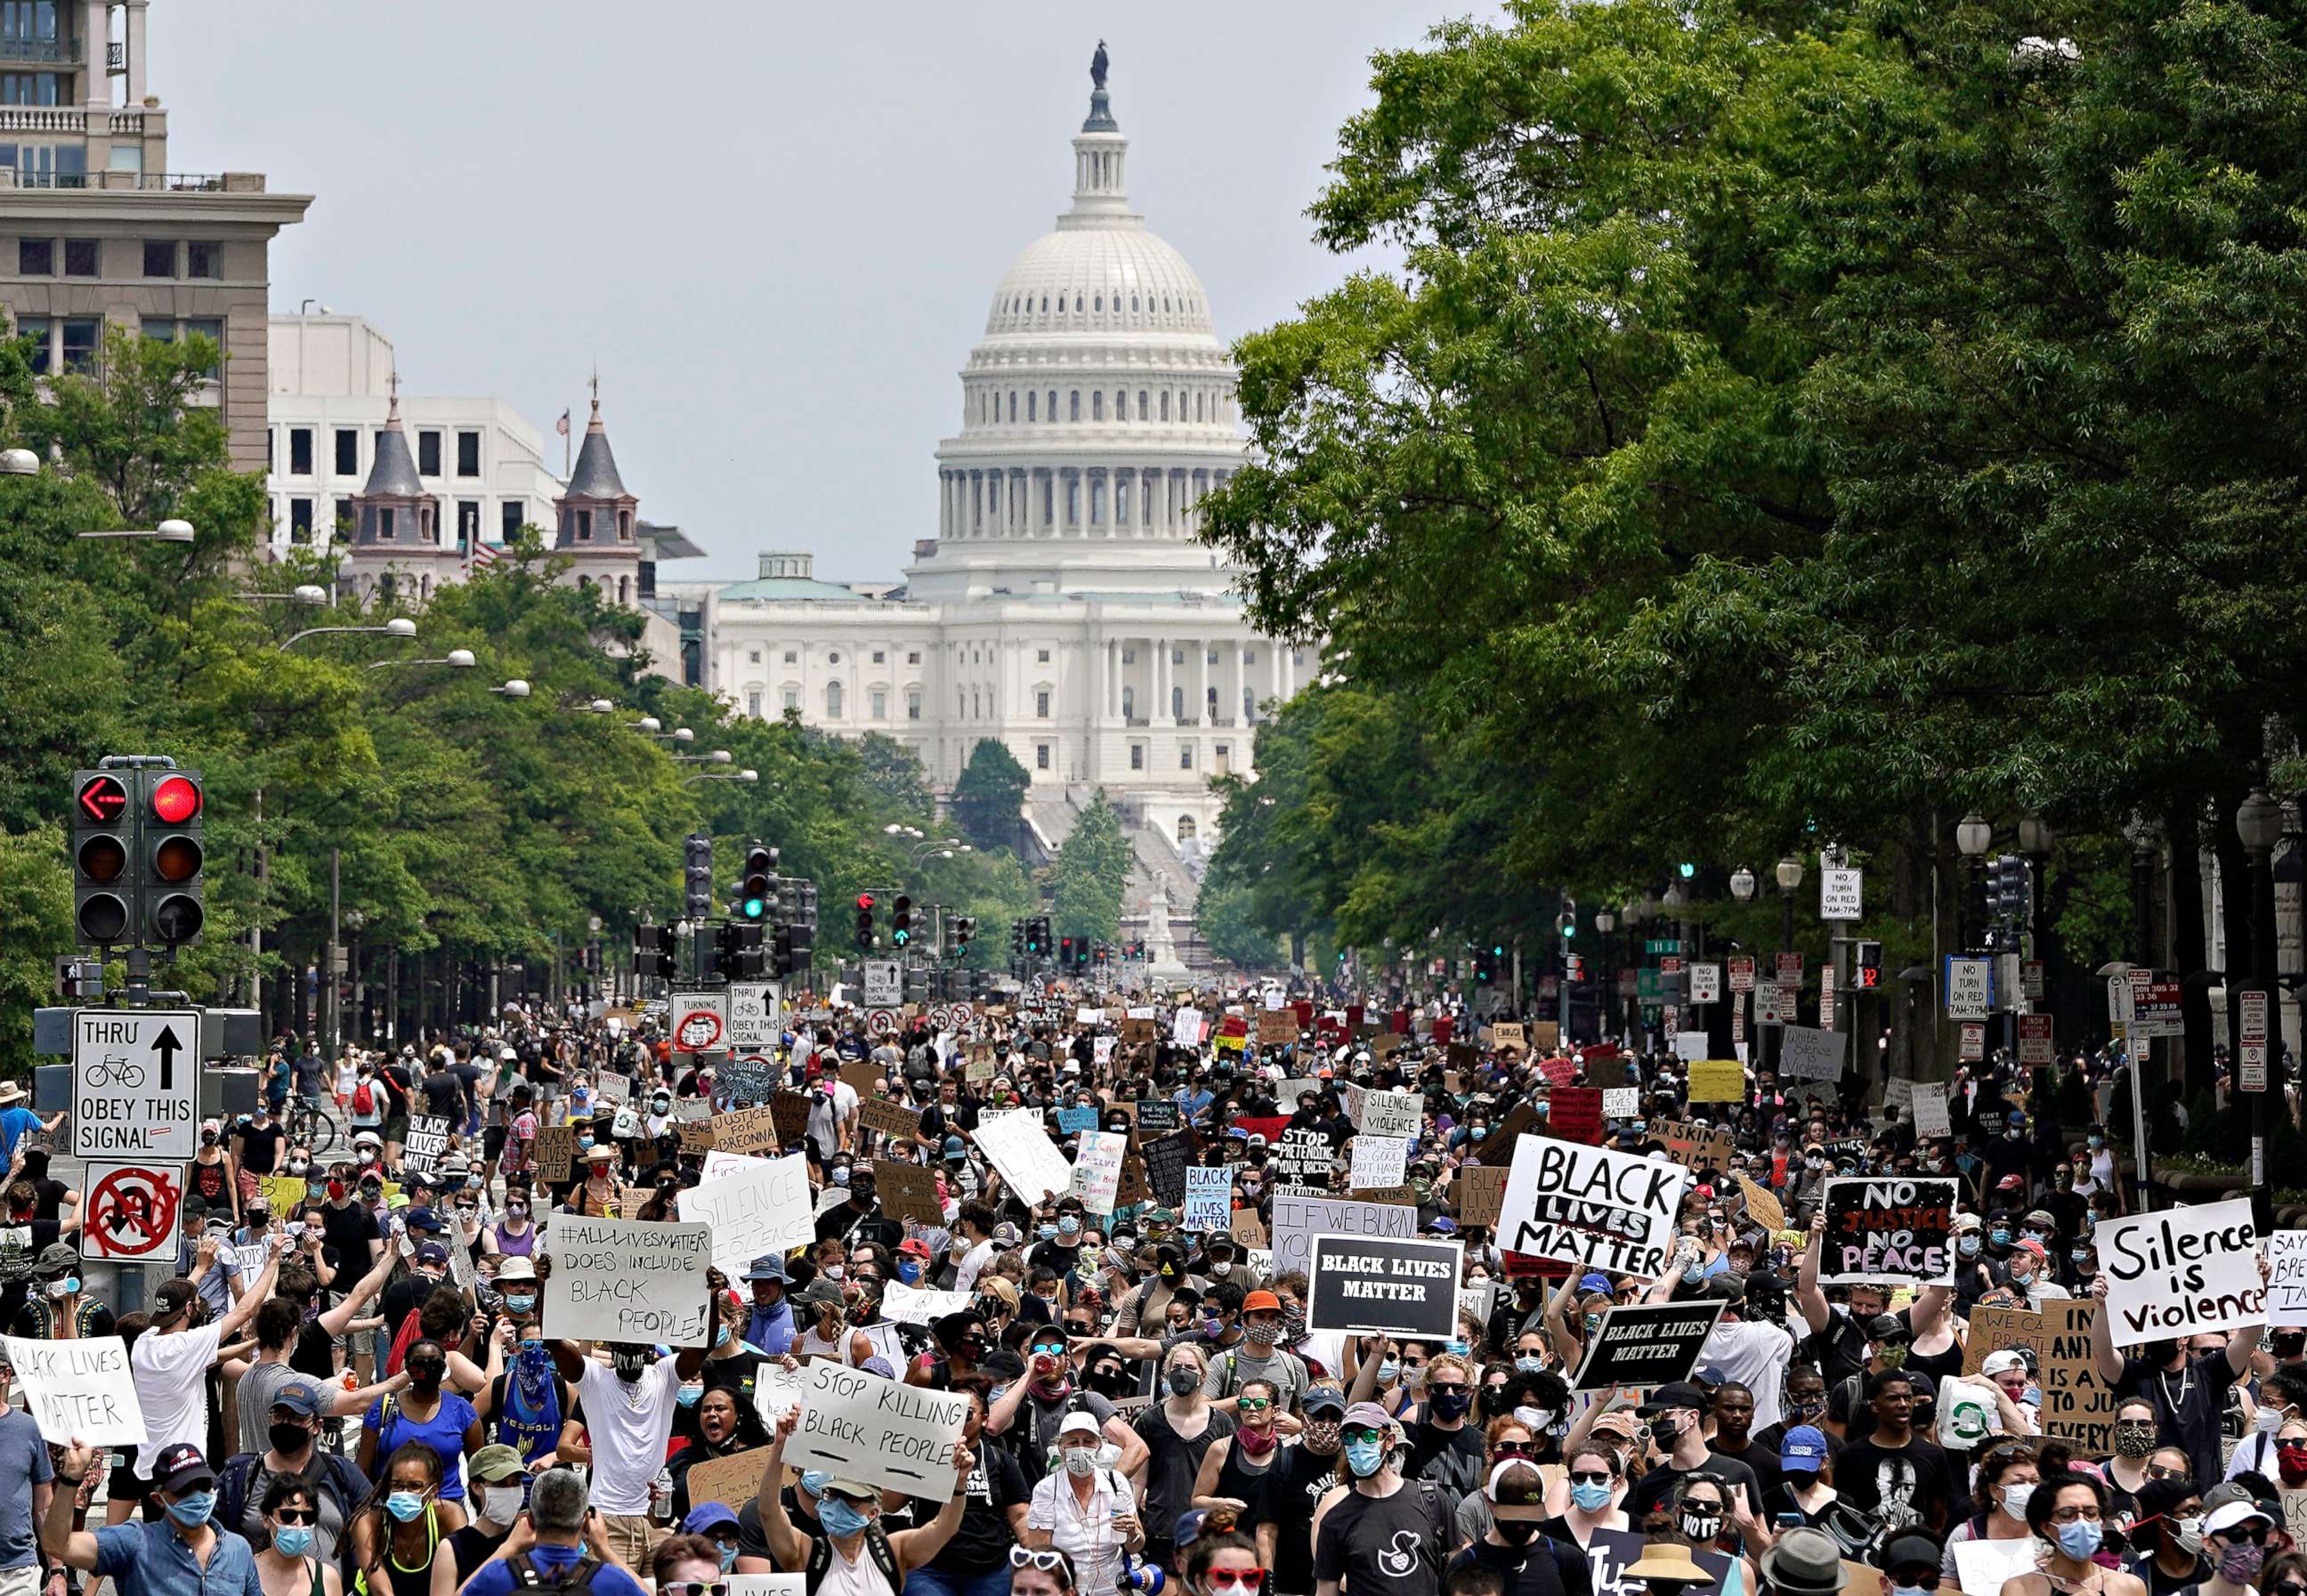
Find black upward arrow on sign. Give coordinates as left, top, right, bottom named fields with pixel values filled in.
left=151, top=1025, right=182, bottom=1090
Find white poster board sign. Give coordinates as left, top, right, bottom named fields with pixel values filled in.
left=676, top=1154, right=815, bottom=1275
left=881, top=1282, right=974, bottom=1326
left=786, top=1360, right=969, bottom=1496
left=1359, top=1090, right=1423, bottom=1140
left=1777, top=1025, right=1847, bottom=1083
left=1068, top=1130, right=1128, bottom=1215
left=1349, top=1136, right=1410, bottom=1190
left=1184, top=1166, right=1233, bottom=1231
left=1910, top=1082, right=1952, bottom=1139
left=2094, top=1199, right=2265, bottom=1348
left=1602, top=1088, right=1639, bottom=1120
left=1496, top=1135, right=1683, bottom=1280
left=543, top=1216, right=715, bottom=1346
left=1, top=1333, right=145, bottom=1446
left=700, top=1149, right=772, bottom=1183
left=1672, top=1032, right=1711, bottom=1063
left=2266, top=1231, right=2307, bottom=1329
left=973, top=1111, right=1073, bottom=1205
left=1271, top=1193, right=1418, bottom=1282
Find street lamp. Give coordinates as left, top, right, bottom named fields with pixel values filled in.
left=239, top=584, right=331, bottom=606
left=1955, top=813, right=1993, bottom=858
left=684, top=768, right=758, bottom=786
left=77, top=517, right=195, bottom=543
left=279, top=617, right=417, bottom=651
left=491, top=679, right=530, bottom=698
left=1729, top=865, right=1756, bottom=902
left=0, top=447, right=36, bottom=475
left=2018, top=814, right=2054, bottom=857
left=627, top=715, right=661, bottom=731
left=368, top=648, right=476, bottom=671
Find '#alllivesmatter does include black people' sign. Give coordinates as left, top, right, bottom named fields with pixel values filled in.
left=1817, top=1177, right=1958, bottom=1286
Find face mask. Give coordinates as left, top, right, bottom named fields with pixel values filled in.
left=2115, top=1422, right=2157, bottom=1457
left=1875, top=1345, right=1908, bottom=1370
left=1344, top=1438, right=1386, bottom=1477
left=1990, top=1228, right=2011, bottom=1247
left=1680, top=1509, right=1722, bottom=1543
left=1210, top=1260, right=1233, bottom=1277
left=166, top=1491, right=216, bottom=1528
left=1040, top=1225, right=1058, bottom=1242
left=613, top=1351, right=649, bottom=1382
left=273, top=1526, right=316, bottom=1558
left=1497, top=1519, right=1541, bottom=1546
left=817, top=1496, right=873, bottom=1539
left=1647, top=1414, right=1685, bottom=1447
left=2280, top=1442, right=2307, bottom=1485
left=1304, top=1419, right=1340, bottom=1453
left=2260, top=1406, right=2289, bottom=1434
left=1429, top=1388, right=1471, bottom=1421
left=2054, top=1519, right=2102, bottom=1560
left=270, top=1421, right=313, bottom=1454
left=2003, top=1484, right=2036, bottom=1519
left=1059, top=1217, right=1081, bottom=1237
left=822, top=1265, right=845, bottom=1283
left=896, top=1259, right=922, bottom=1284
left=384, top=1492, right=426, bottom=1523
left=2089, top=1136, right=2104, bottom=1150
left=2071, top=1248, right=2091, bottom=1265
left=1583, top=1314, right=1604, bottom=1340
left=505, top=1292, right=537, bottom=1314
left=717, top=1543, right=739, bottom=1574
left=1959, top=1235, right=1981, bottom=1258
left=1515, top=1356, right=1545, bottom=1374
left=1892, top=1586, right=1931, bottom=1596
left=2176, top=1518, right=2204, bottom=1555
left=1168, top=1367, right=1201, bottom=1397
left=577, top=1137, right=594, bottom=1151
left=714, top=1324, right=733, bottom=1349
left=1063, top=1449, right=1098, bottom=1478
left=1376, top=1360, right=1399, bottom=1383
left=1244, top=1321, right=1281, bottom=1347
left=507, top=1203, right=529, bottom=1219
left=677, top=1383, right=703, bottom=1407
left=2219, top=1543, right=2265, bottom=1582
left=1788, top=1394, right=1825, bottom=1421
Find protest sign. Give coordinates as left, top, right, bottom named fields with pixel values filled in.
left=1953, top=1539, right=2038, bottom=1596
left=1545, top=1086, right=1603, bottom=1146
left=1674, top=1033, right=1713, bottom=1065
left=1273, top=1127, right=1337, bottom=1194
left=2271, top=1232, right=2307, bottom=1328
left=675, top=1154, right=815, bottom=1274
left=2095, top=1198, right=2266, bottom=1347
left=839, top=1062, right=883, bottom=1099
left=1539, top=1057, right=1577, bottom=1089
left=1777, top=1025, right=1846, bottom=1082
left=711, top=1105, right=786, bottom=1158
left=595, top=1072, right=632, bottom=1106
left=534, top=1124, right=575, bottom=1183
left=771, top=1092, right=815, bottom=1146
left=677, top=1119, right=719, bottom=1154
left=1492, top=1022, right=1527, bottom=1052
left=1817, top=1178, right=1957, bottom=1285
left=402, top=1114, right=450, bottom=1173
left=881, top=1282, right=974, bottom=1326
left=1258, top=1010, right=1299, bottom=1047
left=700, top=1149, right=769, bottom=1183
left=1140, top=1130, right=1195, bottom=1207
left=1231, top=1206, right=1268, bottom=1246
left=1497, top=1136, right=1684, bottom=1280
left=1360, top=1090, right=1423, bottom=1140
left=1657, top=1120, right=1736, bottom=1173
left=857, top=1094, right=924, bottom=1141
left=1454, top=1163, right=1510, bottom=1227
left=1589, top=1529, right=1732, bottom=1596
left=1688, top=1060, right=1744, bottom=1103
left=1962, top=1306, right=2049, bottom=1374
left=1910, top=1082, right=1952, bottom=1139
left=1477, top=1103, right=1543, bottom=1163
left=752, top=1359, right=807, bottom=1430
left=1349, top=1136, right=1410, bottom=1190
left=544, top=1216, right=713, bottom=1346
left=2037, top=1299, right=2117, bottom=1454
left=1568, top=1301, right=1728, bottom=1392
left=1529, top=1020, right=1561, bottom=1053
left=684, top=1448, right=771, bottom=1511
left=1, top=1334, right=144, bottom=1446
left=1135, top=1100, right=1182, bottom=1136
left=1056, top=1106, right=1101, bottom=1136
left=719, top=1055, right=775, bottom=1105
left=873, top=1160, right=946, bottom=1227
left=1069, top=1130, right=1128, bottom=1214
left=972, top=1112, right=1073, bottom=1204
left=1601, top=1088, right=1639, bottom=1121
left=787, top=1361, right=970, bottom=1496
left=1183, top=1165, right=1233, bottom=1231
left=256, top=1173, right=306, bottom=1215
left=1306, top=1235, right=1461, bottom=1338
left=1272, top=1193, right=1417, bottom=1282
left=1736, top=1174, right=1785, bottom=1233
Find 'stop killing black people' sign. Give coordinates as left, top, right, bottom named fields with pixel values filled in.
left=1495, top=1136, right=1684, bottom=1279
left=1817, top=1177, right=1958, bottom=1286
left=1304, top=1235, right=1462, bottom=1338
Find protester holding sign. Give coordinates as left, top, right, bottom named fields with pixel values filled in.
left=2089, top=1267, right=2265, bottom=1494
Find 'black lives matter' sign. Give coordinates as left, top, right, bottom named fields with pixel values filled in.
left=1570, top=1300, right=1728, bottom=1391
left=1306, top=1235, right=1463, bottom=1339
left=1818, top=1177, right=1958, bottom=1286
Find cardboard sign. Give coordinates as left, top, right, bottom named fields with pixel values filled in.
left=770, top=1092, right=814, bottom=1146
left=2036, top=1299, right=2117, bottom=1454
left=2095, top=1198, right=2265, bottom=1347
left=1230, top=1207, right=1269, bottom=1247
left=1497, top=1136, right=1685, bottom=1280
left=1454, top=1164, right=1511, bottom=1227
left=676, top=1153, right=816, bottom=1274
left=1360, top=1090, right=1423, bottom=1140
left=1818, top=1178, right=1957, bottom=1286
left=707, top=1105, right=785, bottom=1158
left=543, top=1215, right=714, bottom=1346
left=1911, top=1082, right=1952, bottom=1139
left=1141, top=1130, right=1195, bottom=1208
left=873, top=1160, right=945, bottom=1227
left=534, top=1124, right=575, bottom=1183
left=1477, top=1103, right=1543, bottom=1163
left=1777, top=1025, right=1846, bottom=1082
left=971, top=1112, right=1073, bottom=1205
left=1492, top=1023, right=1527, bottom=1051
left=1657, top=1120, right=1736, bottom=1173
left=1306, top=1235, right=1462, bottom=1338
left=1601, top=1088, right=1639, bottom=1120
left=1184, top=1165, right=1233, bottom=1231
left=1545, top=1086, right=1603, bottom=1146
left=684, top=1447, right=769, bottom=1511
left=1736, top=1174, right=1785, bottom=1233
left=857, top=1094, right=924, bottom=1141
left=403, top=1114, right=451, bottom=1172
left=677, top=1119, right=720, bottom=1153
left=2270, top=1231, right=2307, bottom=1328
left=1568, top=1300, right=1727, bottom=1392
left=1962, top=1305, right=2050, bottom=1374
left=1273, top=1126, right=1338, bottom=1193
left=1688, top=1060, right=1744, bottom=1103
left=1271, top=1193, right=1418, bottom=1282
left=786, top=1361, right=969, bottom=1496
left=1529, top=1020, right=1560, bottom=1054
left=700, top=1149, right=770, bottom=1183
left=1, top=1334, right=145, bottom=1446
left=1258, top=1010, right=1300, bottom=1047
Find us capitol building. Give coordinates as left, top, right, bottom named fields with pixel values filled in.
left=691, top=51, right=1308, bottom=929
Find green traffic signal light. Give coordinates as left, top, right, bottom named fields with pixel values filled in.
left=1491, top=944, right=1505, bottom=957
left=1678, top=862, right=1696, bottom=879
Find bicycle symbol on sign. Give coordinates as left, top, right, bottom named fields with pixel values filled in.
left=81, top=1054, right=145, bottom=1090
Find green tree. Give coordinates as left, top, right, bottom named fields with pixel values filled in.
left=1194, top=871, right=1283, bottom=972
left=854, top=733, right=935, bottom=815
left=1047, top=790, right=1133, bottom=947
left=949, top=738, right=1030, bottom=854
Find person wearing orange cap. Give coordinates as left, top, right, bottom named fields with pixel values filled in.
left=1205, top=1290, right=1311, bottom=1422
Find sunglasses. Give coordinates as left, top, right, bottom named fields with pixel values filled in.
left=1570, top=1470, right=1613, bottom=1486
left=1493, top=1442, right=1534, bottom=1459
left=1890, top=1577, right=1942, bottom=1592
left=660, top=1584, right=729, bottom=1596
left=1238, top=1398, right=1272, bottom=1412
left=1205, top=1574, right=1268, bottom=1593
left=2218, top=1526, right=2271, bottom=1548
left=2268, top=1584, right=2306, bottom=1596
left=1340, top=1426, right=1385, bottom=1446
left=1011, top=1548, right=1073, bottom=1583
left=272, top=1508, right=316, bottom=1525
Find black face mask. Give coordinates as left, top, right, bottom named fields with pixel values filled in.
left=1496, top=1519, right=1542, bottom=1546
left=269, top=1421, right=312, bottom=1454
left=613, top=1351, right=649, bottom=1382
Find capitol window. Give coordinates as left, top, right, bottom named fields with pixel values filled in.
left=907, top=651, right=921, bottom=665
left=1206, top=650, right=1218, bottom=664
left=749, top=650, right=762, bottom=665
left=1036, top=690, right=1050, bottom=718
left=782, top=687, right=799, bottom=711
left=829, top=652, right=840, bottom=664
left=1027, top=392, right=1037, bottom=422
left=1161, top=392, right=1170, bottom=422
left=1244, top=650, right=1256, bottom=664
left=1037, top=744, right=1051, bottom=771
left=1138, top=391, right=1149, bottom=418
left=747, top=691, right=762, bottom=717
left=1047, top=389, right=1056, bottom=418
left=1130, top=745, right=1144, bottom=770
left=783, top=650, right=797, bottom=665
left=1008, top=392, right=1016, bottom=422
left=1121, top=650, right=1136, bottom=664
left=872, top=650, right=886, bottom=664
left=1132, top=296, right=1140, bottom=311
left=1070, top=391, right=1081, bottom=422
left=907, top=689, right=921, bottom=721
left=1094, top=295, right=1102, bottom=312
left=871, top=689, right=887, bottom=720
left=1179, top=745, right=1194, bottom=770
left=827, top=682, right=843, bottom=717
left=1092, top=392, right=1104, bottom=421
left=1171, top=649, right=1185, bottom=666
left=1038, top=649, right=1051, bottom=663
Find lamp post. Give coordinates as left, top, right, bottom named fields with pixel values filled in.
left=1955, top=812, right=1992, bottom=955
left=279, top=617, right=417, bottom=652
left=2238, top=789, right=2282, bottom=1224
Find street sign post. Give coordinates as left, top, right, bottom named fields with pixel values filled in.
left=71, top=1009, right=198, bottom=1162
left=670, top=990, right=729, bottom=1053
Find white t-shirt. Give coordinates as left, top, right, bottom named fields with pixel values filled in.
left=131, top=1322, right=226, bottom=1478
left=1027, top=1467, right=1137, bottom=1596
left=576, top=1356, right=683, bottom=1513
left=1700, top=1318, right=1795, bottom=1430
left=809, top=1082, right=858, bottom=1150
left=954, top=1238, right=997, bottom=1294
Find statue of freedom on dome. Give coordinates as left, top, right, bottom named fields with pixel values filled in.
left=1091, top=40, right=1109, bottom=91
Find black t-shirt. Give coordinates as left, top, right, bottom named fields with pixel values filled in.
left=1313, top=1479, right=1453, bottom=1596
left=1402, top=1417, right=1485, bottom=1493
left=912, top=1441, right=1028, bottom=1575
left=2117, top=1351, right=2238, bottom=1492
left=319, top=1199, right=380, bottom=1273
left=441, top=1522, right=510, bottom=1587
left=1801, top=1307, right=1872, bottom=1388
left=1623, top=1453, right=1765, bottom=1521
left=1249, top=1442, right=1343, bottom=1594
left=1133, top=1402, right=1236, bottom=1538
left=698, top=1350, right=771, bottom=1414
left=237, top=1120, right=287, bottom=1176
left=1449, top=1535, right=1596, bottom=1596
left=421, top=1073, right=464, bottom=1117
left=1832, top=1433, right=1955, bottom=1531
left=1709, top=1435, right=1785, bottom=1503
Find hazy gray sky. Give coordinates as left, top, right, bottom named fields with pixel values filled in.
left=158, top=2, right=1461, bottom=583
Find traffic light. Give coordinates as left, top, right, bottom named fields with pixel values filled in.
left=1024, top=918, right=1048, bottom=957
left=739, top=844, right=774, bottom=921
left=1075, top=937, right=1091, bottom=969
left=1010, top=922, right=1025, bottom=960
left=854, top=893, right=877, bottom=951
left=1474, top=947, right=1495, bottom=984
left=1854, top=940, right=1883, bottom=989
left=953, top=916, right=975, bottom=957
left=684, top=834, right=714, bottom=919
left=1558, top=895, right=1577, bottom=939
left=714, top=920, right=766, bottom=979
left=143, top=771, right=205, bottom=946
left=891, top=895, right=913, bottom=948
left=71, top=769, right=135, bottom=946
left=1058, top=936, right=1075, bottom=967
left=632, top=924, right=676, bottom=980
left=1095, top=942, right=1110, bottom=966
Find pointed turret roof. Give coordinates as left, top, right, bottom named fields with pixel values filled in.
left=362, top=377, right=425, bottom=498
left=565, top=395, right=630, bottom=500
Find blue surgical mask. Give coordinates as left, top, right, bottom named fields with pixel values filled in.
left=1344, top=1438, right=1386, bottom=1478
left=385, top=1492, right=425, bottom=1522
left=577, top=1136, right=594, bottom=1150
left=1571, top=1480, right=1613, bottom=1512
left=1515, top=1357, right=1545, bottom=1374
left=1059, top=1216, right=1081, bottom=1236
left=830, top=1167, right=851, bottom=1187
left=166, top=1491, right=216, bottom=1528
left=677, top=1382, right=703, bottom=1407
left=714, top=1325, right=731, bottom=1349
left=273, top=1527, right=316, bottom=1558
left=1990, top=1228, right=2011, bottom=1247
left=506, top=1293, right=537, bottom=1314
left=717, top=1543, right=739, bottom=1574
left=2055, top=1519, right=2102, bottom=1560
left=817, top=1495, right=873, bottom=1540
left=1377, top=1360, right=1400, bottom=1382
left=897, top=1260, right=922, bottom=1284
left=2071, top=1248, right=2091, bottom=1265
left=1894, top=1585, right=1931, bottom=1596
left=1959, top=1235, right=1981, bottom=1258
left=1040, top=1225, right=1059, bottom=1242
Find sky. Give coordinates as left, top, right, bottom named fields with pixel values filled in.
left=157, top=2, right=1462, bottom=584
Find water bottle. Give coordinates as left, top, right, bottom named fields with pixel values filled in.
left=650, top=1467, right=673, bottom=1523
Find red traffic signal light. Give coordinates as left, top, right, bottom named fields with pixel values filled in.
left=77, top=774, right=128, bottom=822
left=857, top=893, right=876, bottom=911
left=150, top=774, right=202, bottom=824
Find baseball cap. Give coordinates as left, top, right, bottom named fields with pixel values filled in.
left=149, top=1441, right=215, bottom=1494
left=1883, top=1535, right=1943, bottom=1578
left=1780, top=1424, right=1829, bottom=1473
left=1301, top=1386, right=1347, bottom=1416
left=1996, top=1174, right=2025, bottom=1191
left=468, top=1444, right=525, bottom=1483
left=1979, top=1350, right=2027, bottom=1377
left=684, top=1503, right=741, bottom=1536
left=1243, top=1290, right=1282, bottom=1314
left=1590, top=1408, right=1639, bottom=1438
left=1639, top=1380, right=1706, bottom=1415
left=415, top=1242, right=450, bottom=1267
left=2013, top=1238, right=2046, bottom=1260
left=151, top=1278, right=198, bottom=1322
left=270, top=1379, right=328, bottom=1419
left=1057, top=1410, right=1102, bottom=1439
left=1488, top=1459, right=1550, bottom=1521
left=2206, top=1501, right=2274, bottom=1537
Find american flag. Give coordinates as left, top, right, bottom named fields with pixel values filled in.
left=467, top=541, right=506, bottom=573
left=555, top=409, right=571, bottom=437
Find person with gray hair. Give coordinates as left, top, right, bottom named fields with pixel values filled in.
left=452, top=1470, right=650, bottom=1596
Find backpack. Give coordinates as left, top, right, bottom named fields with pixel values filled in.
left=353, top=1082, right=377, bottom=1116
left=504, top=1552, right=602, bottom=1596
left=805, top=1522, right=900, bottom=1595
